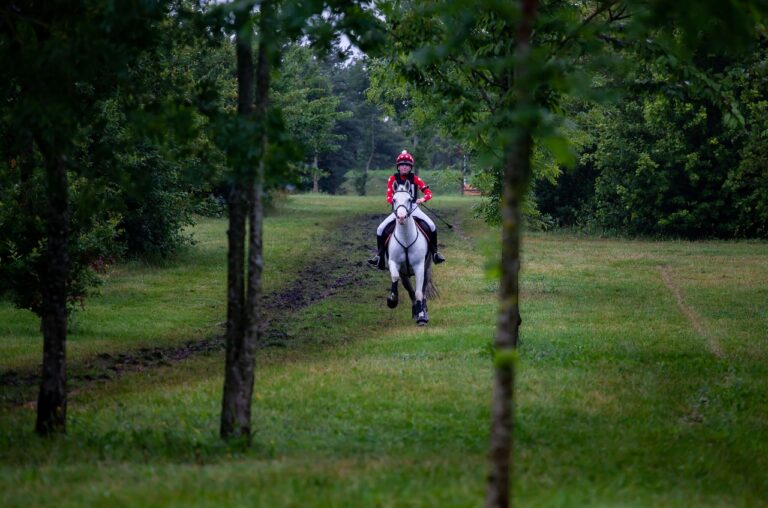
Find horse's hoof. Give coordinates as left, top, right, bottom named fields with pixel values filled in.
left=387, top=295, right=398, bottom=308
left=417, top=320, right=427, bottom=326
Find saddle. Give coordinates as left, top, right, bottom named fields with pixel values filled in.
left=383, top=218, right=434, bottom=256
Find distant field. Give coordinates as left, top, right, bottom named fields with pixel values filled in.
left=1, top=194, right=767, bottom=507
left=340, top=169, right=466, bottom=196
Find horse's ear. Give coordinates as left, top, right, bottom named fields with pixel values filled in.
left=404, top=180, right=411, bottom=192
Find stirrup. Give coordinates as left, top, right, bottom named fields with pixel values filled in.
left=433, top=252, right=446, bottom=264
left=368, top=255, right=386, bottom=270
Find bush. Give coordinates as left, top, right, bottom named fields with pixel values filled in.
left=117, top=151, right=195, bottom=258
left=0, top=163, right=124, bottom=314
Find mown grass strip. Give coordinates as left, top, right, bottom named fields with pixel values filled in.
left=1, top=195, right=767, bottom=507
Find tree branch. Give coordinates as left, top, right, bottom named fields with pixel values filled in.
left=552, top=0, right=624, bottom=55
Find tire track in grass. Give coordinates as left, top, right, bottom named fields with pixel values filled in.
left=660, top=264, right=724, bottom=358
left=660, top=266, right=732, bottom=427
left=0, top=213, right=382, bottom=406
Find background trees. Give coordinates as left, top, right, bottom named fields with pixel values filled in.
left=371, top=2, right=767, bottom=506
left=532, top=7, right=768, bottom=239
left=0, top=0, right=173, bottom=435
left=273, top=44, right=351, bottom=192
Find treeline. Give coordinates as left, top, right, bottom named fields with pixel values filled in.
left=0, top=9, right=448, bottom=309
left=535, top=31, right=768, bottom=239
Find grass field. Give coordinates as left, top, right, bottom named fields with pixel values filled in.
left=1, top=194, right=767, bottom=507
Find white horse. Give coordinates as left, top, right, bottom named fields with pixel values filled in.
left=386, top=181, right=437, bottom=325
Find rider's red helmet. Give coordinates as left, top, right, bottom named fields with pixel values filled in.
left=395, top=150, right=414, bottom=167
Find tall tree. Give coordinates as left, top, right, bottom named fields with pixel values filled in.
left=0, top=0, right=166, bottom=435
left=218, top=0, right=269, bottom=440
left=486, top=4, right=537, bottom=505
left=329, top=57, right=408, bottom=192
left=213, top=0, right=383, bottom=440
left=375, top=2, right=563, bottom=501
left=378, top=2, right=768, bottom=506
left=273, top=44, right=351, bottom=192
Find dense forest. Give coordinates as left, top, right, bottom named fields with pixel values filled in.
left=3, top=3, right=765, bottom=290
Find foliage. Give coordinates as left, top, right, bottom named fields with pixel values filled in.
left=551, top=32, right=768, bottom=238
left=192, top=193, right=227, bottom=218
left=96, top=26, right=229, bottom=258
left=322, top=57, right=408, bottom=193
left=0, top=0, right=175, bottom=318
left=371, top=0, right=593, bottom=226
left=0, top=160, right=124, bottom=314
left=272, top=44, right=352, bottom=191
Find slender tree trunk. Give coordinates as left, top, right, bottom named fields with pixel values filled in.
left=363, top=112, right=375, bottom=196
left=221, top=5, right=255, bottom=440
left=35, top=140, right=69, bottom=436
left=312, top=153, right=320, bottom=193
left=241, top=0, right=273, bottom=440
left=412, top=132, right=419, bottom=176
left=486, top=1, right=537, bottom=506
left=460, top=150, right=466, bottom=196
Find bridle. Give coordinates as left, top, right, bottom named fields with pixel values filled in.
left=392, top=190, right=415, bottom=219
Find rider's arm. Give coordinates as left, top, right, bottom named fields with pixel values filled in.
left=414, top=175, right=432, bottom=202
left=386, top=175, right=396, bottom=204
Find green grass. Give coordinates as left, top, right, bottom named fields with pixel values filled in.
left=1, top=194, right=767, bottom=506
left=0, top=195, right=386, bottom=370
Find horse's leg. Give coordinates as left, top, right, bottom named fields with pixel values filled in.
left=400, top=275, right=417, bottom=319
left=421, top=268, right=429, bottom=320
left=387, top=260, right=400, bottom=308
left=401, top=274, right=416, bottom=301
left=413, top=261, right=425, bottom=303
left=413, top=261, right=428, bottom=325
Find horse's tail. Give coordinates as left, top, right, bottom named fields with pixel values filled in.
left=424, top=256, right=439, bottom=300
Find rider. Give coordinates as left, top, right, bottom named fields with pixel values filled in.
left=368, top=150, right=446, bottom=270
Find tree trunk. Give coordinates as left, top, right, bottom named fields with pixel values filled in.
left=35, top=140, right=69, bottom=436
left=312, top=153, right=320, bottom=193
left=241, top=0, right=272, bottom=440
left=363, top=113, right=375, bottom=196
left=486, top=1, right=537, bottom=506
left=460, top=151, right=466, bottom=196
left=221, top=5, right=255, bottom=440
left=412, top=132, right=419, bottom=176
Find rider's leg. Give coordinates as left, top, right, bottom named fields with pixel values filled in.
left=412, top=208, right=445, bottom=264
left=367, top=234, right=387, bottom=269
left=368, top=214, right=395, bottom=270
left=428, top=229, right=446, bottom=264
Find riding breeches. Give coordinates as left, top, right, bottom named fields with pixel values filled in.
left=376, top=207, right=436, bottom=235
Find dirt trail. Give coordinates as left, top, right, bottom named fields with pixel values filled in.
left=0, top=213, right=382, bottom=406
left=659, top=265, right=724, bottom=358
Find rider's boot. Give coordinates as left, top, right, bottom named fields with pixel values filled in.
left=429, top=229, right=446, bottom=264
left=367, top=234, right=387, bottom=270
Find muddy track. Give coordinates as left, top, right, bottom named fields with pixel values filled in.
left=0, top=213, right=383, bottom=406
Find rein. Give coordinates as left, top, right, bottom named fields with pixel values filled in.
left=392, top=191, right=420, bottom=274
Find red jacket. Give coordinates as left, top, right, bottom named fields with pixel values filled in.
left=386, top=173, right=432, bottom=204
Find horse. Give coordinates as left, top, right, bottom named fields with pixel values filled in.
left=385, top=181, right=438, bottom=326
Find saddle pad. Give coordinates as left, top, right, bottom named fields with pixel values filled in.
left=383, top=218, right=431, bottom=251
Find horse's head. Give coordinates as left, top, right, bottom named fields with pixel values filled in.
left=392, top=181, right=414, bottom=225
